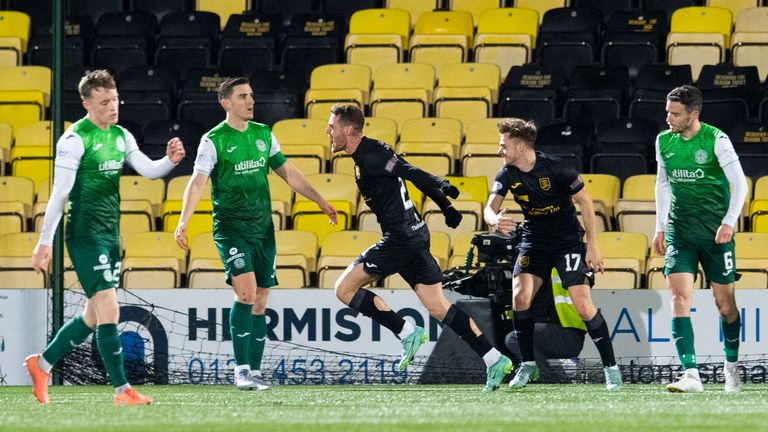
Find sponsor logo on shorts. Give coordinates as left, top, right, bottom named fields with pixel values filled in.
left=229, top=247, right=238, bottom=255
left=99, top=254, right=108, bottom=264
left=665, top=257, right=676, bottom=269
left=722, top=269, right=733, bottom=277
left=227, top=252, right=246, bottom=264
left=234, top=258, right=246, bottom=269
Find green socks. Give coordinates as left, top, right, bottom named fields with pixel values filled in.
left=671, top=317, right=697, bottom=369
left=249, top=314, right=267, bottom=371
left=96, top=324, right=128, bottom=388
left=230, top=301, right=253, bottom=366
left=722, top=316, right=741, bottom=362
left=42, top=315, right=93, bottom=366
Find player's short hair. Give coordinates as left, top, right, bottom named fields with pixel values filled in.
left=667, top=85, right=703, bottom=113
left=499, top=118, right=537, bottom=147
left=78, top=69, right=116, bottom=99
left=218, top=77, right=250, bottom=101
left=330, top=104, right=364, bottom=133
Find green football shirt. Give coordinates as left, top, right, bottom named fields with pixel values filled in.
left=656, top=122, right=737, bottom=240
left=196, top=121, right=287, bottom=238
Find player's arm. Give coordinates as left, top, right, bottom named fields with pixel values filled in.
left=653, top=138, right=671, bottom=256
left=715, top=133, right=748, bottom=244
left=123, top=128, right=185, bottom=179
left=484, top=169, right=515, bottom=234
left=174, top=137, right=212, bottom=250
left=388, top=155, right=462, bottom=228
left=32, top=133, right=84, bottom=272
left=572, top=187, right=604, bottom=273
left=271, top=133, right=336, bottom=225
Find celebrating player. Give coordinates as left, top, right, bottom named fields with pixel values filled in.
left=327, top=104, right=513, bottom=392
left=483, top=118, right=622, bottom=391
left=26, top=69, right=185, bottom=405
left=654, top=85, right=748, bottom=393
left=174, top=77, right=336, bottom=391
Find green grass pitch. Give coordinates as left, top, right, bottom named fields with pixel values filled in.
left=2, top=384, right=768, bottom=432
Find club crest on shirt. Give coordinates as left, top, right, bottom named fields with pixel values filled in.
left=256, top=139, right=267, bottom=152
left=115, top=136, right=125, bottom=152
left=694, top=149, right=708, bottom=164
left=539, top=177, right=551, bottom=191
left=519, top=255, right=530, bottom=268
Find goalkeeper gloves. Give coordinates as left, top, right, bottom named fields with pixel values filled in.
left=443, top=205, right=462, bottom=228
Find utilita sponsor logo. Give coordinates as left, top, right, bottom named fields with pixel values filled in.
left=234, top=157, right=266, bottom=172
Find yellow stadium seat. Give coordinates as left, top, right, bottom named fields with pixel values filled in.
left=370, top=89, right=429, bottom=131
left=428, top=230, right=451, bottom=270
left=434, top=87, right=493, bottom=132
left=195, top=0, right=247, bottom=30
left=465, top=118, right=504, bottom=144
left=734, top=232, right=768, bottom=288
left=622, top=174, right=656, bottom=200
left=449, top=230, right=484, bottom=268
left=581, top=173, right=620, bottom=219
left=0, top=90, right=45, bottom=131
left=292, top=200, right=352, bottom=246
left=166, top=175, right=211, bottom=201
left=445, top=175, right=489, bottom=203
left=411, top=11, right=474, bottom=71
left=0, top=37, right=22, bottom=67
left=350, top=8, right=411, bottom=48
left=755, top=176, right=768, bottom=199
left=281, top=144, right=326, bottom=175
left=15, top=121, right=72, bottom=147
left=475, top=8, right=538, bottom=80
left=0, top=201, right=25, bottom=237
left=309, top=63, right=372, bottom=104
left=0, top=175, right=34, bottom=218
left=0, top=256, right=45, bottom=288
left=161, top=199, right=213, bottom=240
left=275, top=254, right=309, bottom=288
left=363, top=116, right=398, bottom=144
left=707, top=0, right=759, bottom=23
left=330, top=154, right=354, bottom=176
left=272, top=118, right=328, bottom=147
left=321, top=230, right=381, bottom=257
left=514, top=0, right=567, bottom=24
left=731, top=32, right=768, bottom=83
left=344, top=34, right=403, bottom=75
left=596, top=231, right=648, bottom=278
left=449, top=0, right=503, bottom=27
left=355, top=200, right=378, bottom=232
left=120, top=175, right=165, bottom=218
left=438, top=62, right=501, bottom=101
left=400, top=117, right=462, bottom=159
left=735, top=6, right=768, bottom=31
left=0, top=11, right=30, bottom=52
left=295, top=173, right=358, bottom=212
left=384, top=273, right=412, bottom=289
left=461, top=144, right=503, bottom=190
left=304, top=89, right=365, bottom=120
left=10, top=145, right=52, bottom=194
left=373, top=62, right=436, bottom=101
left=666, top=32, right=727, bottom=82
left=187, top=232, right=225, bottom=289
left=423, top=199, right=484, bottom=244
left=749, top=200, right=768, bottom=232
left=0, top=231, right=37, bottom=256
left=268, top=173, right=294, bottom=215
left=120, top=200, right=154, bottom=245
left=594, top=258, right=642, bottom=289
left=316, top=255, right=351, bottom=288
left=124, top=232, right=187, bottom=287
left=614, top=200, right=656, bottom=247
left=671, top=6, right=733, bottom=46
left=275, top=229, right=319, bottom=272
left=735, top=232, right=768, bottom=258
left=0, top=66, right=51, bottom=107
left=397, top=142, right=454, bottom=176
left=386, top=0, right=436, bottom=28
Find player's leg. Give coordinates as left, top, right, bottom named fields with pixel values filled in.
left=247, top=238, right=276, bottom=390
left=230, top=272, right=259, bottom=390
left=508, top=249, right=544, bottom=388
left=705, top=240, right=741, bottom=392
left=414, top=282, right=512, bottom=392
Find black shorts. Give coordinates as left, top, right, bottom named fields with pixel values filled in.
left=514, top=243, right=593, bottom=289
left=354, top=232, right=443, bottom=289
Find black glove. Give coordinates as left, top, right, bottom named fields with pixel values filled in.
left=441, top=183, right=460, bottom=199
left=443, top=205, right=463, bottom=228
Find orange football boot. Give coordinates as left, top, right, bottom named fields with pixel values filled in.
left=113, top=388, right=153, bottom=405
left=24, top=354, right=50, bottom=404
